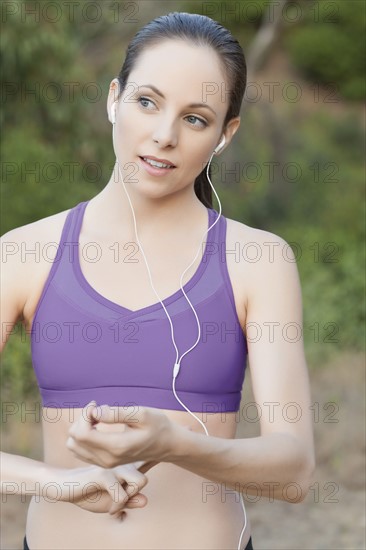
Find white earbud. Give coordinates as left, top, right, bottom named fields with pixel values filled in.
left=110, top=100, right=117, bottom=125
left=214, top=135, right=226, bottom=154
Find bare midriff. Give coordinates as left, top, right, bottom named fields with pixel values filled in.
left=25, top=407, right=250, bottom=550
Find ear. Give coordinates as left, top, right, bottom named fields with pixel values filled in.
left=107, top=78, right=120, bottom=123
left=216, top=116, right=241, bottom=155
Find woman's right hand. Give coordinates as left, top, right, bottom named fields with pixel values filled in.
left=48, top=460, right=158, bottom=517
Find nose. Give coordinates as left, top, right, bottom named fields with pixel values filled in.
left=152, top=114, right=178, bottom=148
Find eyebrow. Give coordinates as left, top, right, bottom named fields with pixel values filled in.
left=137, top=84, right=217, bottom=116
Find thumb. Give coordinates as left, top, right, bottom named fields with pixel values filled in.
left=82, top=401, right=99, bottom=425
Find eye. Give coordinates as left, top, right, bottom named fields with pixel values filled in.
left=137, top=96, right=156, bottom=110
left=135, top=95, right=208, bottom=128
left=185, top=115, right=208, bottom=128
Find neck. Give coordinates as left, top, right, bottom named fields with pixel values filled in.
left=91, top=162, right=208, bottom=237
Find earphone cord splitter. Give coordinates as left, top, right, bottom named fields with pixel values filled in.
left=112, top=122, right=247, bottom=550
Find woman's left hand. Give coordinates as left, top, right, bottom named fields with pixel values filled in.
left=66, top=402, right=176, bottom=468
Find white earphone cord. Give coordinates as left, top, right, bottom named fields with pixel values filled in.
left=112, top=119, right=247, bottom=549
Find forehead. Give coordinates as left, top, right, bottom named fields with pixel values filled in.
left=127, top=40, right=228, bottom=107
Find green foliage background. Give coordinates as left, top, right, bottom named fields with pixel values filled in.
left=1, top=0, right=365, bottom=403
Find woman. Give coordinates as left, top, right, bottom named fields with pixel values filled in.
left=0, top=12, right=315, bottom=550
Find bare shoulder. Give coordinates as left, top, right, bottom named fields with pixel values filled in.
left=1, top=207, right=72, bottom=246
left=225, top=215, right=300, bottom=295
left=1, top=207, right=72, bottom=326
left=226, top=215, right=291, bottom=249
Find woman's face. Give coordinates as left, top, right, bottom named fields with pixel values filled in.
left=109, top=39, right=240, bottom=200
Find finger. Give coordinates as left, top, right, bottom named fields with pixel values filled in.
left=66, top=436, right=96, bottom=462
left=104, top=473, right=129, bottom=515
left=138, top=460, right=160, bottom=474
left=124, top=492, right=148, bottom=508
left=69, top=439, right=129, bottom=469
left=114, top=464, right=148, bottom=490
left=123, top=478, right=147, bottom=499
left=66, top=435, right=114, bottom=468
left=68, top=402, right=98, bottom=440
left=84, top=401, right=99, bottom=426
left=91, top=405, right=145, bottom=426
left=131, top=460, right=154, bottom=472
left=108, top=489, right=130, bottom=516
left=69, top=423, right=136, bottom=462
left=71, top=429, right=139, bottom=466
left=110, top=492, right=148, bottom=517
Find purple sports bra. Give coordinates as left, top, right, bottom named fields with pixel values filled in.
left=30, top=200, right=248, bottom=412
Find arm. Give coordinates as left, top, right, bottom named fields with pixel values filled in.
left=166, top=428, right=312, bottom=502
left=0, top=451, right=59, bottom=496
left=167, top=233, right=315, bottom=502
left=0, top=230, right=61, bottom=497
left=0, top=230, right=150, bottom=514
left=0, top=450, right=152, bottom=517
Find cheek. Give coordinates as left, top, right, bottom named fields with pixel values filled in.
left=186, top=144, right=212, bottom=175
left=118, top=109, right=135, bottom=136
left=114, top=111, right=138, bottom=156
left=119, top=103, right=152, bottom=131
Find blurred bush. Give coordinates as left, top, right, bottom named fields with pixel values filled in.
left=285, top=0, right=365, bottom=100
left=1, top=326, right=36, bottom=408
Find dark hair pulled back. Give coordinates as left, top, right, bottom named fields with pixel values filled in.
left=117, top=12, right=247, bottom=208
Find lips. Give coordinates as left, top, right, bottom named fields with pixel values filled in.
left=139, top=155, right=176, bottom=168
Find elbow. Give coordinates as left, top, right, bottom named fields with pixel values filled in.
left=288, top=472, right=315, bottom=503
left=284, top=453, right=316, bottom=503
